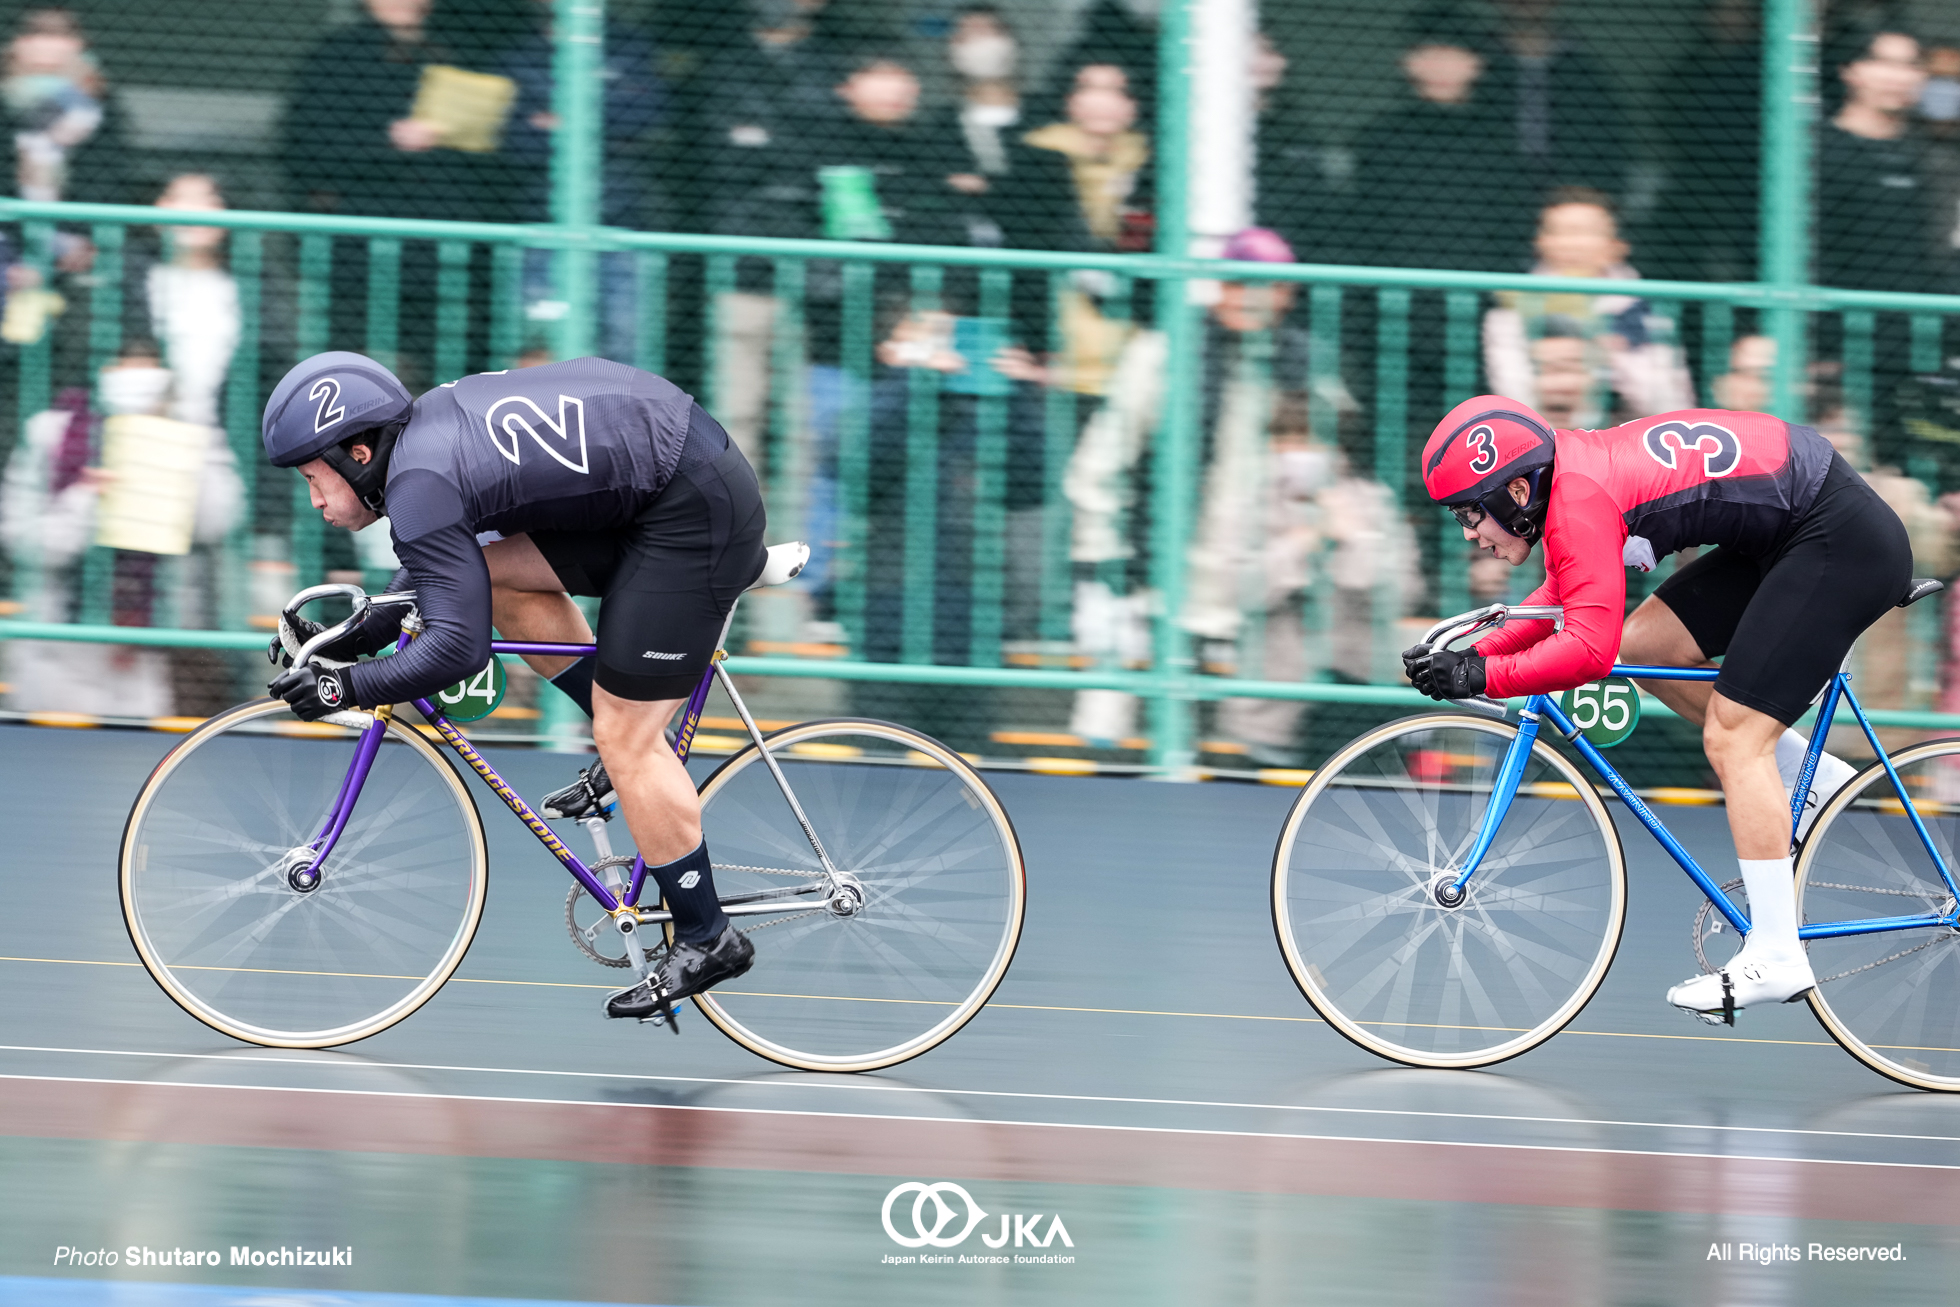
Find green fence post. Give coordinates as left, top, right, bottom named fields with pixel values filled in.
left=970, top=267, right=1011, bottom=668
left=542, top=0, right=602, bottom=752
left=1760, top=0, right=1816, bottom=422
left=902, top=264, right=944, bottom=666
left=365, top=237, right=401, bottom=371
left=223, top=230, right=264, bottom=633
left=1374, top=287, right=1410, bottom=682
left=292, top=234, right=332, bottom=591
left=1147, top=0, right=1198, bottom=776
left=836, top=261, right=873, bottom=653
left=551, top=0, right=602, bottom=363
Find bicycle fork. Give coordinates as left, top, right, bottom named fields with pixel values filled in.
left=1439, top=708, right=1543, bottom=906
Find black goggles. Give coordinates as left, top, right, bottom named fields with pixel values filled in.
left=1447, top=500, right=1487, bottom=531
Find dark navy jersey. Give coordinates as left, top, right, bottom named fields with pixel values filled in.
left=1475, top=409, right=1835, bottom=699
left=343, top=358, right=697, bottom=708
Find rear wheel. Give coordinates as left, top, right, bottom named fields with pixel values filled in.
left=1798, top=741, right=1960, bottom=1091
left=689, top=719, right=1025, bottom=1072
left=120, top=700, right=488, bottom=1048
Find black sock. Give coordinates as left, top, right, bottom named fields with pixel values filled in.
left=647, top=841, right=728, bottom=945
left=547, top=655, right=596, bottom=718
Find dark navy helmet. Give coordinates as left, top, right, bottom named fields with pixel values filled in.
left=262, top=352, right=413, bottom=512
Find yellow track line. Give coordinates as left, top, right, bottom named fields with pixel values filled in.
left=0, top=953, right=1862, bottom=1047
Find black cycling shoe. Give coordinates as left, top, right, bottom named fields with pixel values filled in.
left=541, top=760, right=614, bottom=820
left=605, top=925, right=755, bottom=1028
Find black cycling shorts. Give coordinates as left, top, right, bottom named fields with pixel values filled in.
left=532, top=404, right=767, bottom=701
left=1652, top=451, right=1912, bottom=725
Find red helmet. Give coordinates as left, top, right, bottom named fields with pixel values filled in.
left=1421, top=396, right=1557, bottom=542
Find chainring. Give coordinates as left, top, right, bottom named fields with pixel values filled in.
left=1692, top=877, right=1747, bottom=975
left=565, top=854, right=641, bottom=968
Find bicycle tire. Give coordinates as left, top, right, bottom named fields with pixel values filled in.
left=119, top=699, right=488, bottom=1048
left=683, top=718, right=1026, bottom=1072
left=1272, top=712, right=1626, bottom=1069
left=1798, top=739, right=1960, bottom=1091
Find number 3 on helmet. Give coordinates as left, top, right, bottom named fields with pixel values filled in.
left=1421, top=395, right=1557, bottom=543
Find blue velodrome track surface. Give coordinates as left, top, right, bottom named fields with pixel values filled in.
left=4, top=721, right=1960, bottom=1306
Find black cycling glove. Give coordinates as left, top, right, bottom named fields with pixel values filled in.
left=268, top=663, right=355, bottom=721
left=269, top=600, right=413, bottom=669
left=1405, top=645, right=1487, bottom=701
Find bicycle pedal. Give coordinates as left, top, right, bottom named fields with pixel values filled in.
left=639, top=1004, right=680, bottom=1033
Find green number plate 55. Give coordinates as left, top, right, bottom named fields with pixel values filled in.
left=434, top=657, right=507, bottom=723
left=1558, top=675, right=1640, bottom=748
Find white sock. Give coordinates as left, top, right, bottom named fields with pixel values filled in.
left=1737, top=856, right=1803, bottom=964
left=1773, top=729, right=1857, bottom=801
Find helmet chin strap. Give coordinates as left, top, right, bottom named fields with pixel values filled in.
left=1481, top=467, right=1550, bottom=543
left=321, top=422, right=403, bottom=515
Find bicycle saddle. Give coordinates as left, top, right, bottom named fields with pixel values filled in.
left=750, top=541, right=810, bottom=591
left=1899, top=578, right=1944, bottom=608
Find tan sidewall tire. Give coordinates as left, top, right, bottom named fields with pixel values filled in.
left=1272, top=711, right=1627, bottom=1069
left=119, top=700, right=488, bottom=1048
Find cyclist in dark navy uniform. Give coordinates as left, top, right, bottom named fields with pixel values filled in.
left=261, top=351, right=766, bottom=1024
left=1405, top=395, right=1914, bottom=1022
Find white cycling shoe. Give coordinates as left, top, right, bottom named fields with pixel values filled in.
left=1666, top=953, right=1816, bottom=1026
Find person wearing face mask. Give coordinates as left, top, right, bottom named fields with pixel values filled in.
left=1059, top=229, right=1401, bottom=763
left=936, top=7, right=1027, bottom=212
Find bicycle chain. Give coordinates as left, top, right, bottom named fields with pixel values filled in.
left=568, top=856, right=835, bottom=947
left=1693, top=876, right=1957, bottom=982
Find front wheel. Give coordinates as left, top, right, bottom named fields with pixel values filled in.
left=689, top=719, right=1026, bottom=1072
left=119, top=700, right=489, bottom=1048
left=1798, top=740, right=1960, bottom=1091
left=1272, top=712, right=1627, bottom=1069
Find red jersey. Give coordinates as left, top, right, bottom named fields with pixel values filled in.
left=1473, top=409, right=1835, bottom=698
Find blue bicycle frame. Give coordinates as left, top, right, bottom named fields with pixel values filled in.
left=1446, top=667, right=1960, bottom=942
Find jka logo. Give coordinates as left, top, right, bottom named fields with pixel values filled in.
left=316, top=672, right=343, bottom=708
left=1643, top=420, right=1740, bottom=478
left=881, top=1182, right=1072, bottom=1250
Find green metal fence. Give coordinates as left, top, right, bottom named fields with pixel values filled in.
left=2, top=0, right=1959, bottom=785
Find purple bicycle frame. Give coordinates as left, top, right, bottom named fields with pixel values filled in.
left=302, top=638, right=721, bottom=913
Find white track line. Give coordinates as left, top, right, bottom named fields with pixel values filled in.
left=0, top=1070, right=1954, bottom=1176
left=0, top=1043, right=1954, bottom=1151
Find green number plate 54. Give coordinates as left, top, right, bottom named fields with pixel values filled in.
left=434, top=657, right=507, bottom=723
left=1558, top=675, right=1640, bottom=748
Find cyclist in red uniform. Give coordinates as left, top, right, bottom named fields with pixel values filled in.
left=1404, top=395, right=1914, bottom=1022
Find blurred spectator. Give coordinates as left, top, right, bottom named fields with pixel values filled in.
left=1483, top=189, right=1693, bottom=426
left=697, top=0, right=846, bottom=240
left=1059, top=228, right=1403, bottom=762
left=1810, top=382, right=1957, bottom=740
left=1, top=342, right=244, bottom=715
left=1001, top=63, right=1150, bottom=254
left=1711, top=333, right=1777, bottom=411
left=500, top=0, right=664, bottom=360
left=281, top=0, right=522, bottom=222
left=1341, top=6, right=1527, bottom=271
left=1482, top=0, right=1628, bottom=198
left=995, top=61, right=1152, bottom=396
left=933, top=6, right=1023, bottom=247
left=141, top=174, right=239, bottom=429
left=1819, top=29, right=1943, bottom=292
left=808, top=52, right=967, bottom=247
left=4, top=7, right=99, bottom=202
left=1045, top=0, right=1156, bottom=124
left=1647, top=0, right=1760, bottom=281
left=1923, top=43, right=1960, bottom=266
